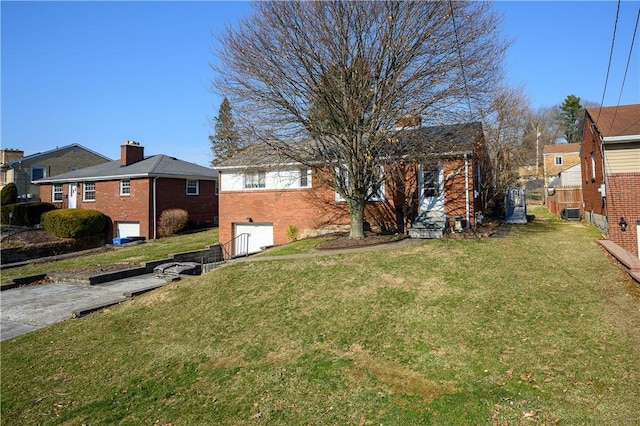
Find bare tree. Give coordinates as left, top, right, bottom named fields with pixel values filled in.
left=213, top=1, right=507, bottom=238
left=480, top=85, right=532, bottom=215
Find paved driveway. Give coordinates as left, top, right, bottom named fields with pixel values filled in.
left=1, top=274, right=167, bottom=342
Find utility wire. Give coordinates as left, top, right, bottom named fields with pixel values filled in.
left=607, top=5, right=640, bottom=135
left=448, top=0, right=473, bottom=121
left=596, top=0, right=621, bottom=124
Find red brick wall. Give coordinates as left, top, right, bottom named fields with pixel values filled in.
left=219, top=158, right=482, bottom=246
left=39, top=177, right=218, bottom=240
left=581, top=116, right=606, bottom=216
left=442, top=158, right=478, bottom=227
left=155, top=178, right=218, bottom=228
left=78, top=179, right=152, bottom=239
left=606, top=173, right=640, bottom=257
left=218, top=174, right=352, bottom=245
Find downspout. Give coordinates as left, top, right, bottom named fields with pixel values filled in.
left=153, top=177, right=158, bottom=240
left=465, top=153, right=470, bottom=228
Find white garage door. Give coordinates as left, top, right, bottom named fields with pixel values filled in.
left=117, top=222, right=140, bottom=238
left=234, top=223, right=273, bottom=256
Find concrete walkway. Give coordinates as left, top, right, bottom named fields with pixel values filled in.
left=1, top=274, right=167, bottom=342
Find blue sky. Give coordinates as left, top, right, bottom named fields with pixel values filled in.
left=2, top=1, right=638, bottom=167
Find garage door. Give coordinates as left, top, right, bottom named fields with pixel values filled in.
left=234, top=223, right=273, bottom=256
left=117, top=222, right=140, bottom=238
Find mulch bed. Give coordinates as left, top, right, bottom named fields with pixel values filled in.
left=316, top=233, right=407, bottom=250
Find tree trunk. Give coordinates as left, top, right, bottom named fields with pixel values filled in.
left=348, top=201, right=366, bottom=239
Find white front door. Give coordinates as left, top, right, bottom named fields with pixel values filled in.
left=68, top=183, right=77, bottom=208
left=418, top=164, right=444, bottom=212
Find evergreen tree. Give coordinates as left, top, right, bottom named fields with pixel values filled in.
left=559, top=94, right=583, bottom=143
left=209, top=97, right=240, bottom=166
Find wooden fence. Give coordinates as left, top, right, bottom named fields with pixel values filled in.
left=546, top=186, right=582, bottom=217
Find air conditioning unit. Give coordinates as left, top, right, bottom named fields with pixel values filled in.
left=561, top=207, right=581, bottom=221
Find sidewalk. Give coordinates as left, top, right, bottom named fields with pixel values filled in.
left=0, top=274, right=167, bottom=342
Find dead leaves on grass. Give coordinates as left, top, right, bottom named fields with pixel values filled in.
left=343, top=343, right=453, bottom=402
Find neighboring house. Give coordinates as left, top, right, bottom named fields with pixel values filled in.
left=217, top=122, right=488, bottom=254
left=36, top=141, right=219, bottom=240
left=542, top=142, right=581, bottom=187
left=0, top=144, right=112, bottom=201
left=517, top=162, right=539, bottom=183
left=546, top=163, right=583, bottom=217
left=581, top=104, right=640, bottom=258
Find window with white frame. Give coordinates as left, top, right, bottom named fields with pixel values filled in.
left=53, top=184, right=64, bottom=202
left=31, top=166, right=45, bottom=181
left=554, top=156, right=563, bottom=166
left=590, top=152, right=596, bottom=180
left=83, top=182, right=96, bottom=201
left=186, top=180, right=199, bottom=195
left=244, top=171, right=266, bottom=189
left=120, top=179, right=131, bottom=196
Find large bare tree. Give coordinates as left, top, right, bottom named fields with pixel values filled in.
left=212, top=1, right=507, bottom=238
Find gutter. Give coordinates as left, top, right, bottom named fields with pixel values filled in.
left=602, top=135, right=640, bottom=143
left=153, top=177, right=158, bottom=240
left=464, top=153, right=470, bottom=228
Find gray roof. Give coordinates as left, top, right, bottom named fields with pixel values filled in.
left=6, top=143, right=112, bottom=166
left=217, top=122, right=483, bottom=169
left=35, top=155, right=218, bottom=184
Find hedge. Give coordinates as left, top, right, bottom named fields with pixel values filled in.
left=41, top=208, right=107, bottom=238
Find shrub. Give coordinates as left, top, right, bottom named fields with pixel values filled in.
left=1, top=183, right=18, bottom=206
left=286, top=223, right=299, bottom=242
left=158, top=209, right=189, bottom=237
left=41, top=208, right=107, bottom=238
left=1, top=202, right=57, bottom=226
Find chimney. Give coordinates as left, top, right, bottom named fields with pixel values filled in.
left=121, top=140, right=144, bottom=166
left=1, top=148, right=24, bottom=164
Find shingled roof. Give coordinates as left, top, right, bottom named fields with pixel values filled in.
left=35, top=154, right=217, bottom=184
left=217, top=122, right=484, bottom=169
left=586, top=104, right=640, bottom=138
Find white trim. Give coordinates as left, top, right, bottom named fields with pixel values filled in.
left=603, top=135, right=640, bottom=143
left=82, top=181, right=96, bottom=201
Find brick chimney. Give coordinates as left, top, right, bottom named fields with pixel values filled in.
left=121, top=140, right=144, bottom=166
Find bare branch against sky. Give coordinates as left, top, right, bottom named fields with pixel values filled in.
left=212, top=0, right=508, bottom=238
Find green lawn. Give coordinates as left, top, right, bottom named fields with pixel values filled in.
left=2, top=207, right=639, bottom=425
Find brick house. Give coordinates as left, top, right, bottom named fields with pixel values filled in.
left=0, top=144, right=111, bottom=201
left=581, top=104, right=640, bottom=258
left=217, top=123, right=488, bottom=254
left=36, top=141, right=219, bottom=240
left=542, top=142, right=581, bottom=187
